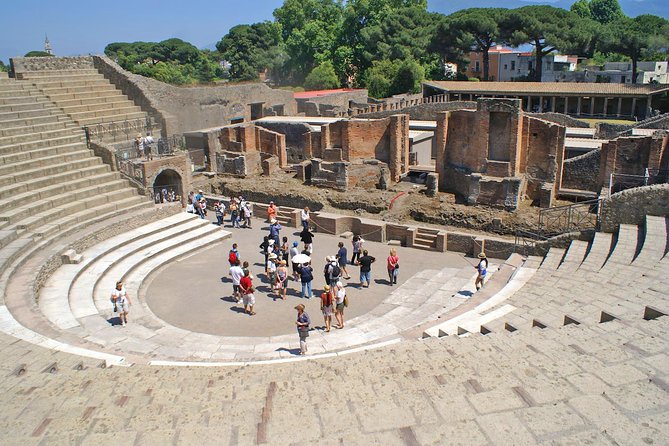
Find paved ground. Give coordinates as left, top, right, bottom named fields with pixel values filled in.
left=145, top=214, right=473, bottom=337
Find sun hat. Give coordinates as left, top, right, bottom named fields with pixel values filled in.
left=268, top=239, right=275, bottom=245
left=323, top=285, right=330, bottom=291
left=478, top=252, right=486, bottom=258
left=280, top=260, right=287, bottom=265
left=270, top=218, right=277, bottom=224
left=269, top=253, right=278, bottom=260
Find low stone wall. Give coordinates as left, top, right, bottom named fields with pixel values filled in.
left=11, top=56, right=95, bottom=75
left=357, top=101, right=476, bottom=120
left=89, top=141, right=117, bottom=171
left=600, top=184, right=669, bottom=232
left=561, top=149, right=601, bottom=192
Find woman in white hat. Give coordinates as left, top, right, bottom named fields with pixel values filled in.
left=475, top=252, right=488, bottom=291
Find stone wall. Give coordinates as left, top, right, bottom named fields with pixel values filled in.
left=89, top=141, right=117, bottom=172
left=599, top=135, right=668, bottom=186
left=310, top=160, right=348, bottom=190
left=87, top=56, right=297, bottom=136
left=600, top=184, right=669, bottom=232
left=561, top=149, right=601, bottom=192
left=526, top=112, right=590, bottom=128
left=357, top=101, right=476, bottom=121
left=254, top=121, right=315, bottom=162
left=141, top=154, right=192, bottom=203
left=299, top=90, right=369, bottom=117
left=11, top=56, right=95, bottom=74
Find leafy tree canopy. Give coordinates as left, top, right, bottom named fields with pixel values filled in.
left=24, top=51, right=53, bottom=57
left=304, top=61, right=340, bottom=90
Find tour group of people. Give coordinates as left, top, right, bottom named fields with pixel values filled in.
left=110, top=193, right=489, bottom=356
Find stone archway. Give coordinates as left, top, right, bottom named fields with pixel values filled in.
left=152, top=168, right=183, bottom=204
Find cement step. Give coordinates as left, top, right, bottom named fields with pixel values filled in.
left=0, top=126, right=85, bottom=147
left=0, top=164, right=111, bottom=201
left=0, top=133, right=86, bottom=156
left=0, top=156, right=102, bottom=188
left=0, top=140, right=87, bottom=166
left=0, top=120, right=78, bottom=138
left=0, top=149, right=93, bottom=177
left=0, top=179, right=131, bottom=225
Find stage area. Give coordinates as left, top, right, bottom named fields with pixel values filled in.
left=145, top=213, right=473, bottom=338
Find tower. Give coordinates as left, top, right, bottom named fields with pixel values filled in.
left=44, top=35, right=52, bottom=55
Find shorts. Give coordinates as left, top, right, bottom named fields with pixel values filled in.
left=117, top=301, right=128, bottom=313
left=360, top=271, right=371, bottom=284
left=233, top=284, right=241, bottom=294
left=336, top=302, right=345, bottom=312
left=277, top=277, right=288, bottom=289
left=243, top=294, right=255, bottom=306
left=322, top=305, right=333, bottom=316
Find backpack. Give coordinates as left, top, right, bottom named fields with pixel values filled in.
left=228, top=250, right=237, bottom=265
left=329, top=264, right=341, bottom=280
left=323, top=292, right=333, bottom=307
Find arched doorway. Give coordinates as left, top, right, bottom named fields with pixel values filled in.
left=152, top=169, right=183, bottom=204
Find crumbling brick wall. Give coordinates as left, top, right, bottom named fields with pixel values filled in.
left=561, top=149, right=601, bottom=192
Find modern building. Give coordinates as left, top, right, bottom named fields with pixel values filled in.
left=422, top=81, right=669, bottom=119
left=463, top=46, right=578, bottom=82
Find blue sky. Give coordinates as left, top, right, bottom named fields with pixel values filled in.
left=0, top=0, right=667, bottom=63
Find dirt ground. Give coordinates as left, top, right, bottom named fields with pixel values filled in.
left=194, top=171, right=553, bottom=240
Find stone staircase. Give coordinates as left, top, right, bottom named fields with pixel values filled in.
left=15, top=68, right=149, bottom=135
left=413, top=227, right=439, bottom=250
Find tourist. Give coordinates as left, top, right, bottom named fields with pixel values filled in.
left=299, top=262, right=314, bottom=299
left=143, top=133, right=154, bottom=160
left=199, top=197, right=207, bottom=217
left=214, top=201, right=225, bottom=226
left=334, top=281, right=346, bottom=329
left=110, top=280, right=132, bottom=326
left=324, top=256, right=341, bottom=287
left=134, top=134, right=143, bottom=158
left=267, top=253, right=278, bottom=291
left=187, top=191, right=195, bottom=213
left=336, top=242, right=350, bottom=279
left=239, top=270, right=256, bottom=315
left=269, top=218, right=282, bottom=246
left=267, top=201, right=277, bottom=222
left=320, top=285, right=333, bottom=332
left=295, top=304, right=311, bottom=355
left=259, top=236, right=270, bottom=272
left=229, top=259, right=244, bottom=304
left=300, top=226, right=314, bottom=254
left=387, top=248, right=399, bottom=286
left=280, top=236, right=290, bottom=264
left=351, top=235, right=364, bottom=265
left=290, top=241, right=300, bottom=280
left=301, top=206, right=310, bottom=230
left=241, top=201, right=252, bottom=228
left=475, top=252, right=488, bottom=291
left=357, top=249, right=376, bottom=288
left=276, top=260, right=289, bottom=300
left=229, top=199, right=240, bottom=228
left=195, top=189, right=204, bottom=201
left=228, top=243, right=240, bottom=267
left=265, top=239, right=276, bottom=272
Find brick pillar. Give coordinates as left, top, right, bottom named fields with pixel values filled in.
left=435, top=112, right=449, bottom=191
left=599, top=141, right=617, bottom=187
left=388, top=114, right=410, bottom=182
left=321, top=124, right=330, bottom=152
left=277, top=133, right=287, bottom=167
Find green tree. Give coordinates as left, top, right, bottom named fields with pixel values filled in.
left=589, top=0, right=624, bottom=24
left=429, top=15, right=471, bottom=78
left=216, top=22, right=284, bottom=81
left=502, top=6, right=596, bottom=81
left=570, top=0, right=592, bottom=19
left=391, top=59, right=425, bottom=94
left=363, top=58, right=424, bottom=98
left=602, top=15, right=669, bottom=83
left=24, top=51, right=53, bottom=57
left=0, top=61, right=8, bottom=72
left=449, top=8, right=509, bottom=81
left=304, top=61, right=340, bottom=90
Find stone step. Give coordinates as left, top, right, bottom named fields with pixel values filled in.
left=17, top=69, right=101, bottom=78
left=0, top=95, right=50, bottom=105
left=0, top=169, right=118, bottom=203
left=68, top=105, right=142, bottom=121
left=538, top=247, right=565, bottom=271
left=22, top=73, right=106, bottom=83
left=0, top=156, right=102, bottom=188
left=44, top=89, right=128, bottom=102
left=0, top=148, right=93, bottom=177
left=557, top=240, right=588, bottom=272
left=14, top=188, right=138, bottom=232
left=0, top=120, right=78, bottom=138
left=633, top=215, right=667, bottom=266
left=29, top=79, right=112, bottom=89
left=0, top=133, right=86, bottom=157
left=0, top=113, right=71, bottom=128
left=0, top=140, right=86, bottom=166
left=41, top=213, right=202, bottom=329
left=0, top=106, right=68, bottom=121
left=76, top=111, right=147, bottom=127
left=0, top=178, right=131, bottom=225
left=60, top=100, right=140, bottom=114
left=0, top=164, right=111, bottom=202
left=54, top=94, right=135, bottom=108
left=92, top=222, right=227, bottom=313
left=0, top=126, right=85, bottom=149
left=601, top=224, right=639, bottom=270
left=0, top=101, right=58, bottom=113
left=39, top=83, right=118, bottom=96
left=0, top=89, right=42, bottom=99
left=578, top=232, right=612, bottom=271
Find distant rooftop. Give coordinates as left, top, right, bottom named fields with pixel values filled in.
left=424, top=81, right=669, bottom=97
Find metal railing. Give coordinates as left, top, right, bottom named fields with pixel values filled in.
left=538, top=198, right=602, bottom=237
left=609, top=169, right=669, bottom=194
left=514, top=229, right=550, bottom=257
left=83, top=116, right=159, bottom=143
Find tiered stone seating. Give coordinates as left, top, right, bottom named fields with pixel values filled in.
left=17, top=68, right=148, bottom=129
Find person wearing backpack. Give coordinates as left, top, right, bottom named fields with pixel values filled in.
left=298, top=262, right=314, bottom=299
left=325, top=256, right=341, bottom=287
left=320, top=285, right=334, bottom=332
left=228, top=243, right=240, bottom=267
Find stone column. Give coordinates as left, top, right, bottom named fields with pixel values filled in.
left=631, top=98, right=637, bottom=118
left=564, top=97, right=569, bottom=114
left=616, top=98, right=622, bottom=117
left=435, top=112, right=449, bottom=191
left=603, top=97, right=609, bottom=116
left=526, top=96, right=531, bottom=112
left=577, top=97, right=582, bottom=115
left=388, top=114, right=409, bottom=182
left=551, top=97, right=556, bottom=112
left=538, top=96, right=544, bottom=112
left=590, top=97, right=595, bottom=115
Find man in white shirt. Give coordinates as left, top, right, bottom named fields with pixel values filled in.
left=229, top=259, right=245, bottom=303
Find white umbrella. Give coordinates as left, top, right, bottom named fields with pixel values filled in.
left=291, top=253, right=311, bottom=264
